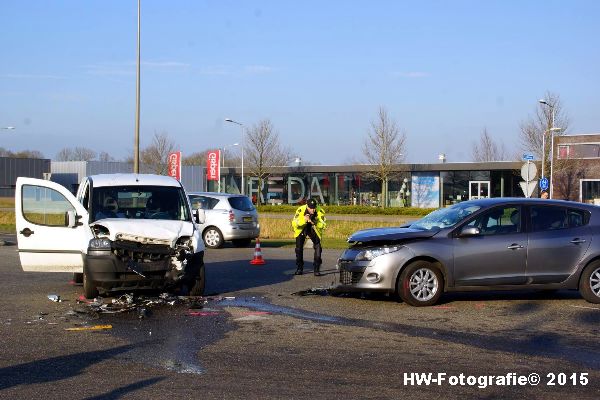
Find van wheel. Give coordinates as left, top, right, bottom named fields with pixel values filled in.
left=189, top=265, right=206, bottom=296
left=203, top=227, right=223, bottom=249
left=398, top=261, right=443, bottom=307
left=83, top=271, right=99, bottom=299
left=580, top=261, right=600, bottom=304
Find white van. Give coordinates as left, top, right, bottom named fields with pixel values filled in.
left=15, top=174, right=206, bottom=298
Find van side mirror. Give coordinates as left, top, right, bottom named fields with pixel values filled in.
left=195, top=209, right=206, bottom=224
left=459, top=226, right=480, bottom=237
left=66, top=211, right=77, bottom=228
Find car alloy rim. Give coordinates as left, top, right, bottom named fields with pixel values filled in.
left=409, top=268, right=438, bottom=302
left=205, top=230, right=219, bottom=246
left=591, top=267, right=600, bottom=297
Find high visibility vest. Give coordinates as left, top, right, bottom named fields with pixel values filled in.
left=291, top=204, right=326, bottom=238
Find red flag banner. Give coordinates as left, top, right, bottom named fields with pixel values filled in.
left=167, top=151, right=182, bottom=181
left=206, top=150, right=220, bottom=181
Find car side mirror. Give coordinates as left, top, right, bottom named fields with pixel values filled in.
left=195, top=209, right=206, bottom=224
left=459, top=226, right=480, bottom=237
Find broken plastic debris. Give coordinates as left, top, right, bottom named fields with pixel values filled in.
left=224, top=296, right=236, bottom=300
left=291, top=287, right=331, bottom=296
left=47, top=294, right=61, bottom=302
left=65, top=324, right=113, bottom=331
left=188, top=311, right=220, bottom=317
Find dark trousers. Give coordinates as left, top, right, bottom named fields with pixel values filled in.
left=295, top=228, right=322, bottom=270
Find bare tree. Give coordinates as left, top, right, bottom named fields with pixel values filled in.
left=98, top=151, right=115, bottom=162
left=362, top=106, right=407, bottom=208
left=244, top=119, right=291, bottom=204
left=55, top=147, right=96, bottom=161
left=471, top=128, right=508, bottom=162
left=182, top=151, right=206, bottom=166
left=140, top=132, right=178, bottom=174
left=0, top=148, right=45, bottom=158
left=519, top=91, right=570, bottom=177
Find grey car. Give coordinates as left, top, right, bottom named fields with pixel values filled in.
left=188, top=192, right=260, bottom=248
left=337, top=198, right=600, bottom=306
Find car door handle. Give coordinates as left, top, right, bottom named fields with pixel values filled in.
left=507, top=243, right=524, bottom=250
left=570, top=238, right=586, bottom=244
left=19, top=228, right=34, bottom=237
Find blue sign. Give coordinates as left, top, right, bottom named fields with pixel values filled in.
left=539, top=177, right=549, bottom=191
left=522, top=153, right=534, bottom=161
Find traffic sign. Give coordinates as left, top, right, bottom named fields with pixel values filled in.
left=522, top=153, right=534, bottom=161
left=520, top=162, right=537, bottom=181
left=520, top=181, right=537, bottom=198
left=539, top=177, right=549, bottom=191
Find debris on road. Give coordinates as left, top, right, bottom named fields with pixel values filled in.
left=47, top=294, right=61, bottom=302
left=65, top=324, right=113, bottom=331
left=291, top=287, right=331, bottom=296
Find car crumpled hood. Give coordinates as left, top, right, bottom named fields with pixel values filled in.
left=348, top=226, right=437, bottom=244
left=91, top=219, right=193, bottom=247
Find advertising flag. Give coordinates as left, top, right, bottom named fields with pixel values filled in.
left=167, top=151, right=182, bottom=181
left=207, top=150, right=220, bottom=181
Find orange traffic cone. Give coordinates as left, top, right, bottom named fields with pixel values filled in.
left=250, top=238, right=266, bottom=265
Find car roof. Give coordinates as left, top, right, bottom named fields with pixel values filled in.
left=458, top=197, right=599, bottom=211
left=87, top=174, right=181, bottom=188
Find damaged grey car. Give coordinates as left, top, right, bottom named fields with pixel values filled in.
left=15, top=174, right=207, bottom=298
left=337, top=198, right=600, bottom=306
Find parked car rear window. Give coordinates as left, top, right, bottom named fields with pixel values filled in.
left=228, top=196, right=254, bottom=211
left=530, top=206, right=588, bottom=231
left=189, top=195, right=219, bottom=210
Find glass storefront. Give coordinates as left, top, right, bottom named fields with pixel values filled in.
left=581, top=180, right=600, bottom=205
left=206, top=167, right=522, bottom=208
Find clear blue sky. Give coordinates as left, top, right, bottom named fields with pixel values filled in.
left=1, top=0, right=599, bottom=164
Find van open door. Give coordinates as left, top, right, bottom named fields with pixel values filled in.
left=15, top=177, right=91, bottom=272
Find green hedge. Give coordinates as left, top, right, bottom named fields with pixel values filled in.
left=257, top=204, right=434, bottom=216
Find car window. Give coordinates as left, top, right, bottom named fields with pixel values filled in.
left=228, top=196, right=254, bottom=211
left=465, top=205, right=521, bottom=235
left=410, top=202, right=481, bottom=230
left=530, top=206, right=569, bottom=231
left=22, top=185, right=75, bottom=227
left=189, top=196, right=219, bottom=210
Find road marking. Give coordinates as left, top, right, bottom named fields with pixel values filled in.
left=570, top=305, right=600, bottom=311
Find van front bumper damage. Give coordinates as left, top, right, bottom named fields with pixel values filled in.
left=85, top=239, right=203, bottom=293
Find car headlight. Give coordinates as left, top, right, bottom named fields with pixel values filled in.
left=89, top=238, right=112, bottom=250
left=355, top=246, right=401, bottom=261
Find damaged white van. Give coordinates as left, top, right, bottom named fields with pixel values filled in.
left=15, top=174, right=206, bottom=298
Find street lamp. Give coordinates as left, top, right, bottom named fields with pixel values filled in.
left=225, top=118, right=245, bottom=195
left=219, top=143, right=239, bottom=193
left=1, top=126, right=15, bottom=130
left=539, top=99, right=562, bottom=198
left=548, top=127, right=563, bottom=199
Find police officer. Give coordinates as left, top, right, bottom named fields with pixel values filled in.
left=291, top=198, right=326, bottom=276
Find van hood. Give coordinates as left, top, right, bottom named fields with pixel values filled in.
left=348, top=226, right=438, bottom=244
left=91, top=219, right=194, bottom=247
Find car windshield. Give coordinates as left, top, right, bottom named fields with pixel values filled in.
left=409, top=203, right=481, bottom=230
left=91, top=185, right=190, bottom=222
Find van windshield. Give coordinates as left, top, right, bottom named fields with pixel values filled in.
left=91, top=185, right=190, bottom=222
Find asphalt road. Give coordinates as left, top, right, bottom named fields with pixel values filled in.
left=0, top=236, right=599, bottom=399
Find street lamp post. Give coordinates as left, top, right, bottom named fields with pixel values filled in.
left=225, top=118, right=245, bottom=195
left=1, top=127, right=16, bottom=130
left=539, top=99, right=562, bottom=198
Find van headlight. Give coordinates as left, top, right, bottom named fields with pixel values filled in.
left=355, top=246, right=401, bottom=261
left=89, top=238, right=112, bottom=250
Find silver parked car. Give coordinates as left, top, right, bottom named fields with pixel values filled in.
left=337, top=198, right=600, bottom=306
left=188, top=192, right=260, bottom=248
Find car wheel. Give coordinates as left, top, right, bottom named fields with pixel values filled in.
left=232, top=239, right=252, bottom=247
left=73, top=272, right=83, bottom=284
left=203, top=227, right=224, bottom=249
left=398, top=261, right=443, bottom=307
left=189, top=265, right=206, bottom=296
left=83, top=271, right=99, bottom=299
left=579, top=261, right=600, bottom=304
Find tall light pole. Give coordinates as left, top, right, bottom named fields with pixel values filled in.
left=538, top=99, right=554, bottom=182
left=548, top=127, right=563, bottom=198
left=133, top=0, right=141, bottom=173
left=225, top=118, right=245, bottom=195
left=1, top=127, right=16, bottom=131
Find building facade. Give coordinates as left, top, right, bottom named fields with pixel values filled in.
left=207, top=161, right=526, bottom=208
left=554, top=133, right=600, bottom=204
left=0, top=157, right=51, bottom=197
